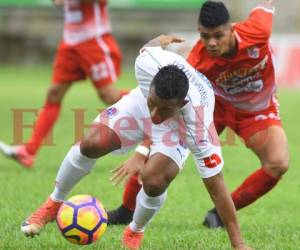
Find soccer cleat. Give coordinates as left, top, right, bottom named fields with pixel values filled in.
left=107, top=205, right=134, bottom=225
left=0, top=142, right=35, bottom=168
left=21, top=197, right=63, bottom=237
left=202, top=208, right=224, bottom=228
left=122, top=226, right=144, bottom=250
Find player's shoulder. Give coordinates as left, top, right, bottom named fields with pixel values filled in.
left=234, top=6, right=274, bottom=42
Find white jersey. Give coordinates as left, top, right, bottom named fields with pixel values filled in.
left=95, top=46, right=223, bottom=178
left=63, top=0, right=111, bottom=45
left=134, top=47, right=223, bottom=177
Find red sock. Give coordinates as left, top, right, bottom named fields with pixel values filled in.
left=231, top=168, right=280, bottom=210
left=122, top=174, right=142, bottom=211
left=25, top=101, right=61, bottom=155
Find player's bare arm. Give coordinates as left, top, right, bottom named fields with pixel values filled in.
left=52, top=0, right=64, bottom=6
left=143, top=34, right=185, bottom=49
left=110, top=140, right=151, bottom=186
left=203, top=173, right=252, bottom=250
left=259, top=0, right=275, bottom=10
left=80, top=0, right=108, bottom=3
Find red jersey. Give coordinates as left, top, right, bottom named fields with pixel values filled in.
left=187, top=7, right=276, bottom=112
left=63, top=0, right=111, bottom=45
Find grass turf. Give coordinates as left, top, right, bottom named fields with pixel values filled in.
left=0, top=65, right=299, bottom=249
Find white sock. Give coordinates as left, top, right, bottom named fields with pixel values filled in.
left=129, top=187, right=167, bottom=232
left=50, top=145, right=97, bottom=201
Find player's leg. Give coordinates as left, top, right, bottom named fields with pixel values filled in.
left=21, top=123, right=121, bottom=236
left=107, top=173, right=141, bottom=225
left=96, top=84, right=127, bottom=105
left=231, top=125, right=289, bottom=210
left=110, top=98, right=228, bottom=226
left=122, top=153, right=179, bottom=249
left=0, top=42, right=82, bottom=168
left=204, top=100, right=289, bottom=228
left=21, top=89, right=145, bottom=236
left=79, top=34, right=129, bottom=105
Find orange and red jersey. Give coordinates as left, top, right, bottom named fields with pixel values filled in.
left=187, top=7, right=276, bottom=112
left=63, top=0, right=111, bottom=45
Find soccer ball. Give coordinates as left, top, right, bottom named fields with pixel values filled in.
left=56, top=194, right=107, bottom=245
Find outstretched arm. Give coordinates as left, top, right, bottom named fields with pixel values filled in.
left=143, top=34, right=185, bottom=49
left=52, top=0, right=64, bottom=6
left=203, top=173, right=252, bottom=250
left=110, top=140, right=151, bottom=186
left=259, top=0, right=274, bottom=8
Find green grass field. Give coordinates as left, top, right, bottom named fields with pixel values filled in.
left=0, top=65, right=299, bottom=249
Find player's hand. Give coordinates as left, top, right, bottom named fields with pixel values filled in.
left=52, top=0, right=64, bottom=6
left=110, top=152, right=146, bottom=186
left=158, top=34, right=185, bottom=49
left=261, top=0, right=274, bottom=9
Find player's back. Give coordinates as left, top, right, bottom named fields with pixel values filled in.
left=63, top=0, right=111, bottom=45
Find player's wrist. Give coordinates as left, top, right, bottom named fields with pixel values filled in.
left=135, top=145, right=150, bottom=157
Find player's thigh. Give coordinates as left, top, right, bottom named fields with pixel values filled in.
left=93, top=88, right=146, bottom=153
left=52, top=41, right=85, bottom=84
left=78, top=35, right=122, bottom=88
left=246, top=125, right=289, bottom=167
left=141, top=152, right=180, bottom=196
left=80, top=122, right=122, bottom=158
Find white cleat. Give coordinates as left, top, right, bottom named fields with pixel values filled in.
left=0, top=141, right=18, bottom=156
left=0, top=141, right=34, bottom=168
left=21, top=222, right=42, bottom=237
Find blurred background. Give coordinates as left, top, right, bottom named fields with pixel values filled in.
left=0, top=0, right=300, bottom=87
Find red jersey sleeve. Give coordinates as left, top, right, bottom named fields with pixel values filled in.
left=236, top=7, right=274, bottom=42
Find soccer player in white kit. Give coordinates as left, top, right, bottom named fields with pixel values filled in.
left=20, top=35, right=250, bottom=250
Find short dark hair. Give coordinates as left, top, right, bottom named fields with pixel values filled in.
left=152, top=65, right=189, bottom=100
left=198, top=1, right=230, bottom=28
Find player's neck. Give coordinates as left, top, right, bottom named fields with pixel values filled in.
left=222, top=36, right=238, bottom=58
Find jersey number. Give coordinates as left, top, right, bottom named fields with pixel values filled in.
left=203, top=154, right=222, bottom=168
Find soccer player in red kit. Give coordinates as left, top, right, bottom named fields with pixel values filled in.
left=107, top=0, right=289, bottom=228
left=0, top=0, right=127, bottom=168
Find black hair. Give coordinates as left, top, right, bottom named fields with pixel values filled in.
left=152, top=65, right=189, bottom=100
left=198, top=1, right=230, bottom=28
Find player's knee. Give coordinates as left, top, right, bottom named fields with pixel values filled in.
left=265, top=156, right=289, bottom=177
left=80, top=138, right=100, bottom=158
left=142, top=175, right=168, bottom=197
left=97, top=87, right=120, bottom=105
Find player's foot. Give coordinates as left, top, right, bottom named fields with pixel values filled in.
left=0, top=142, right=35, bottom=168
left=122, top=226, right=144, bottom=250
left=202, top=208, right=224, bottom=228
left=21, top=197, right=63, bottom=237
left=107, top=205, right=134, bottom=225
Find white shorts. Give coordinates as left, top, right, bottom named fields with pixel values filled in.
left=94, top=87, right=222, bottom=177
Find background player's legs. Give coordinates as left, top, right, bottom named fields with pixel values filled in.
left=25, top=82, right=72, bottom=156
left=21, top=123, right=122, bottom=236
left=0, top=82, right=72, bottom=167
left=123, top=153, right=179, bottom=249
left=231, top=125, right=289, bottom=210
